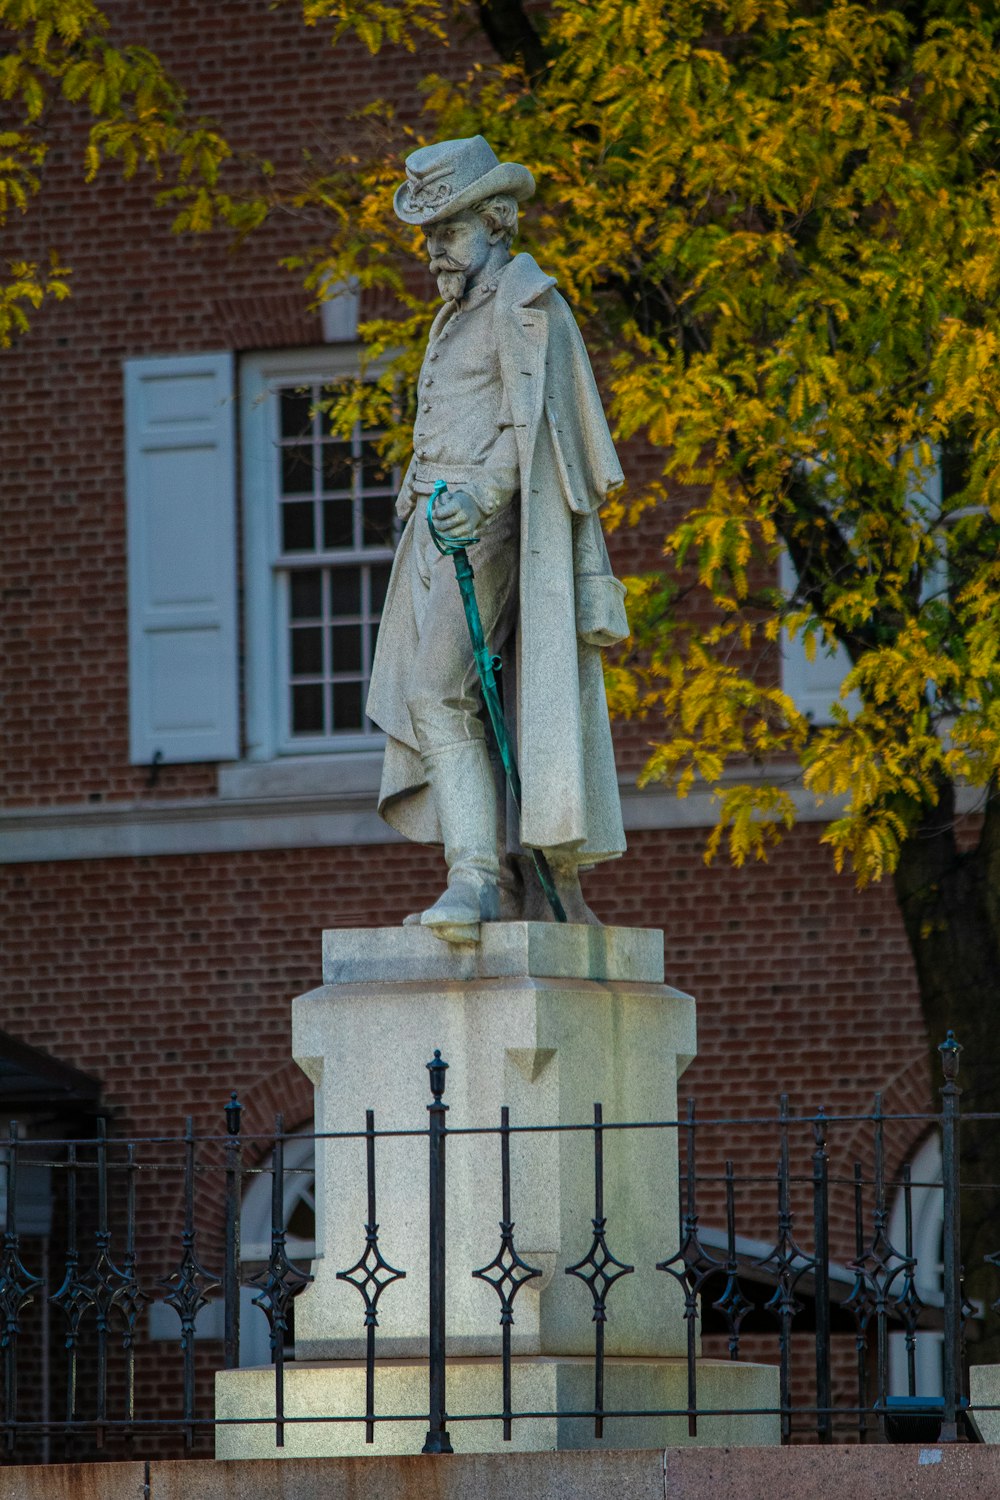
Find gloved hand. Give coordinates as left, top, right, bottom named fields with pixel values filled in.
left=431, top=487, right=486, bottom=538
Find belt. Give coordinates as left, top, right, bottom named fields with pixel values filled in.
left=411, top=461, right=515, bottom=493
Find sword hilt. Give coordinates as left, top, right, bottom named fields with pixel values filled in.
left=425, top=481, right=479, bottom=556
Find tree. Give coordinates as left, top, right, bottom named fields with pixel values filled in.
left=0, top=0, right=265, bottom=345
left=287, top=0, right=1000, bottom=1349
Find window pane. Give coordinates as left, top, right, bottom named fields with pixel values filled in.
left=280, top=387, right=314, bottom=440
left=290, top=570, right=323, bottom=620
left=291, top=626, right=323, bottom=675
left=330, top=569, right=361, bottom=615
left=282, top=501, right=315, bottom=553
left=367, top=620, right=380, bottom=663
left=371, top=562, right=392, bottom=612
left=322, top=441, right=353, bottom=492
left=941, top=438, right=970, bottom=503
left=331, top=624, right=362, bottom=673
left=322, top=499, right=354, bottom=550
left=332, top=680, right=362, bottom=729
left=292, top=683, right=325, bottom=734
left=363, top=495, right=395, bottom=547
left=281, top=445, right=314, bottom=495
left=361, top=440, right=392, bottom=490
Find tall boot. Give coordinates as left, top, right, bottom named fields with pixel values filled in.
left=512, top=850, right=602, bottom=925
left=416, top=737, right=501, bottom=944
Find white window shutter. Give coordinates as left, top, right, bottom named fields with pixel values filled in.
left=125, top=353, right=239, bottom=764
left=779, top=550, right=861, bottom=724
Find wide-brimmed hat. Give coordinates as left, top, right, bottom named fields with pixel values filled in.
left=393, top=136, right=535, bottom=226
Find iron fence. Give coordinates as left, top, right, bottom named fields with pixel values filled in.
left=0, top=1032, right=988, bottom=1458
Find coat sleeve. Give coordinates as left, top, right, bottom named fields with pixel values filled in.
left=573, top=510, right=630, bottom=646
left=544, top=297, right=625, bottom=516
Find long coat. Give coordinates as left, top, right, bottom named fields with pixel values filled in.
left=366, top=252, right=628, bottom=865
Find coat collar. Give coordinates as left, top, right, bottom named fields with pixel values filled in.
left=496, top=252, right=557, bottom=312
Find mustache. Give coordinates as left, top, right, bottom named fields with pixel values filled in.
left=430, top=255, right=468, bottom=274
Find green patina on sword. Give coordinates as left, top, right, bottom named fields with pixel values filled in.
left=426, top=481, right=567, bottom=924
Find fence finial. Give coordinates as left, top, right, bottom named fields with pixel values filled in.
left=426, top=1050, right=449, bottom=1101
left=939, top=1031, right=962, bottom=1082
left=224, top=1091, right=242, bottom=1136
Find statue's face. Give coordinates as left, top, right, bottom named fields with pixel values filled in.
left=424, top=210, right=494, bottom=301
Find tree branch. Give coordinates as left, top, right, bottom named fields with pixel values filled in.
left=476, top=0, right=548, bottom=82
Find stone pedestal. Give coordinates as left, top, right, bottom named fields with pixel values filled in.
left=216, top=923, right=780, bottom=1454
left=295, top=923, right=692, bottom=1362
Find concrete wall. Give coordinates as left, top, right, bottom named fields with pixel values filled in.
left=3, top=1447, right=1000, bottom=1500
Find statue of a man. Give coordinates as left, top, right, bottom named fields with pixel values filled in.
left=367, top=136, right=629, bottom=943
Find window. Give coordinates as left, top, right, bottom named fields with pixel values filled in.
left=125, top=348, right=399, bottom=769
left=274, top=381, right=397, bottom=742
left=779, top=546, right=861, bottom=725
left=242, top=349, right=399, bottom=762
left=780, top=449, right=954, bottom=723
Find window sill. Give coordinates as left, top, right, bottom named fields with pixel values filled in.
left=217, top=752, right=384, bottom=802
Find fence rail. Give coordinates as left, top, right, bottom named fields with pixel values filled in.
left=0, top=1031, right=988, bottom=1459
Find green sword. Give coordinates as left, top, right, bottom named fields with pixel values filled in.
left=425, top=481, right=567, bottom=924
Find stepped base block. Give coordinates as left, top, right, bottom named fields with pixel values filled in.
left=215, top=1356, right=780, bottom=1458
left=969, top=1366, right=999, bottom=1440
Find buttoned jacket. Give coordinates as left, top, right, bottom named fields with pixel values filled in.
left=367, top=252, right=628, bottom=863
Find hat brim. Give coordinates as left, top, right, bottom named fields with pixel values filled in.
left=393, top=161, right=535, bottom=226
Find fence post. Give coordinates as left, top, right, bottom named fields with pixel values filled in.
left=939, top=1031, right=963, bottom=1443
left=1, top=1121, right=42, bottom=1454
left=812, top=1108, right=832, bottom=1443
left=223, top=1091, right=243, bottom=1370
left=422, top=1050, right=453, bottom=1455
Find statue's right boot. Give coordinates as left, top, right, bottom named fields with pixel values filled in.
left=404, top=738, right=501, bottom=944
left=511, top=851, right=602, bottom=925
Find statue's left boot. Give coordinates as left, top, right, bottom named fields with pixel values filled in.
left=406, top=738, right=502, bottom=943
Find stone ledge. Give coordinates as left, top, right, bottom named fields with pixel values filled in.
left=157, top=1449, right=666, bottom=1500
left=321, top=922, right=666, bottom=985
left=0, top=1463, right=147, bottom=1500
left=5, top=1444, right=998, bottom=1500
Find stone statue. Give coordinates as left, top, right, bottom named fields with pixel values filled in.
left=366, top=136, right=629, bottom=943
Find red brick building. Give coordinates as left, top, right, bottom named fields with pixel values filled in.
left=0, top=0, right=943, bottom=1445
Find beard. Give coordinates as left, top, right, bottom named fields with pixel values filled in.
left=434, top=264, right=470, bottom=301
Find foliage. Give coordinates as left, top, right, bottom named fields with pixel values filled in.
left=0, top=0, right=267, bottom=345
left=291, top=0, right=1000, bottom=885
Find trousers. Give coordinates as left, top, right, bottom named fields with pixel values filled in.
left=404, top=499, right=519, bottom=754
